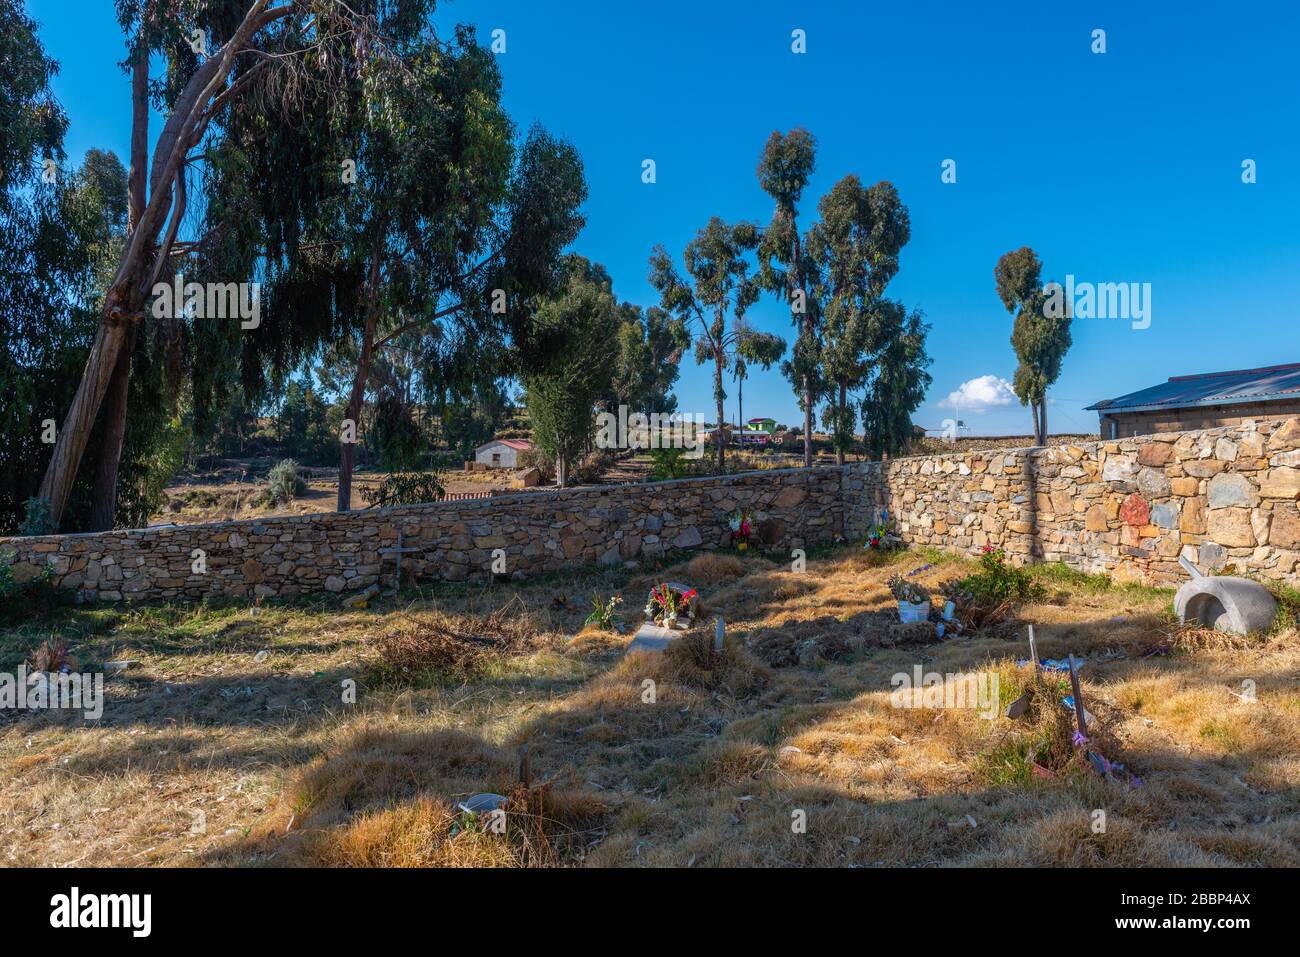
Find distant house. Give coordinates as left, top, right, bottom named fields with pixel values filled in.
left=746, top=417, right=777, bottom=434
left=702, top=422, right=772, bottom=446
left=475, top=438, right=532, bottom=469
left=1087, top=362, right=1300, bottom=438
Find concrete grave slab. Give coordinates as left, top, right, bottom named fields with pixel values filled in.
left=626, top=622, right=682, bottom=654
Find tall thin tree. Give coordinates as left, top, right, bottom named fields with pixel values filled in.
left=995, top=247, right=1072, bottom=446
left=36, top=0, right=388, bottom=528
left=756, top=129, right=818, bottom=466
left=806, top=175, right=911, bottom=465
left=649, top=217, right=762, bottom=474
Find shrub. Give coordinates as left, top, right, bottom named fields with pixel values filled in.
left=0, top=552, right=73, bottom=622
left=361, top=472, right=446, bottom=508
left=570, top=450, right=614, bottom=485
left=516, top=447, right=555, bottom=483
left=18, top=497, right=56, bottom=536
left=649, top=446, right=688, bottom=480
left=0, top=553, right=13, bottom=600
left=963, top=546, right=1044, bottom=605
left=943, top=546, right=1045, bottom=628
left=267, top=459, right=308, bottom=506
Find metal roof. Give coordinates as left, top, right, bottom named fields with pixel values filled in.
left=476, top=438, right=533, bottom=452
left=1086, top=362, right=1300, bottom=414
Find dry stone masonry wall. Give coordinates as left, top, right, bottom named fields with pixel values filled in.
left=0, top=467, right=843, bottom=603
left=846, top=416, right=1300, bottom=585
left=3, top=418, right=1297, bottom=603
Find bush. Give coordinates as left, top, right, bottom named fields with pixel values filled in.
left=18, top=497, right=56, bottom=536
left=267, top=459, right=308, bottom=506
left=516, top=447, right=555, bottom=483
left=0, top=551, right=73, bottom=622
left=649, top=446, right=688, bottom=480
left=570, top=450, right=614, bottom=485
left=361, top=472, right=446, bottom=508
left=963, top=546, right=1044, bottom=605
left=943, top=546, right=1045, bottom=628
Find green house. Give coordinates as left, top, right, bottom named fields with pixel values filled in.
left=746, top=417, right=777, bottom=434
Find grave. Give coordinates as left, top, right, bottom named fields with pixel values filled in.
left=626, top=622, right=680, bottom=654
left=378, top=529, right=421, bottom=592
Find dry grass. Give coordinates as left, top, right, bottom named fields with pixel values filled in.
left=367, top=596, right=552, bottom=677
left=683, top=553, right=747, bottom=583
left=3, top=544, right=1298, bottom=868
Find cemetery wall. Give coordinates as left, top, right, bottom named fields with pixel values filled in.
left=3, top=417, right=1297, bottom=603
left=845, top=416, right=1300, bottom=586
left=0, top=466, right=845, bottom=603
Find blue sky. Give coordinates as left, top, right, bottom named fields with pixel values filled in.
left=28, top=0, right=1300, bottom=436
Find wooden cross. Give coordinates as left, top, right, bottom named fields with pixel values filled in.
left=378, top=530, right=421, bottom=591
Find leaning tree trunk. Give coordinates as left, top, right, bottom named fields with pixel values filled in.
left=37, top=306, right=138, bottom=526
left=37, top=0, right=288, bottom=526
left=86, top=48, right=151, bottom=531
left=86, top=326, right=139, bottom=530
left=1039, top=398, right=1049, bottom=446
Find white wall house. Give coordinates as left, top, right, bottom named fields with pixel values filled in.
left=474, top=438, right=532, bottom=469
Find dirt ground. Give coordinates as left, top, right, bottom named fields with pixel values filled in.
left=2, top=544, right=1297, bottom=868
left=155, top=463, right=518, bottom=526
left=150, top=450, right=815, bottom=526
left=154, top=436, right=1096, bottom=528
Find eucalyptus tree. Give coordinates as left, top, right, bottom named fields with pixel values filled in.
left=805, top=175, right=911, bottom=464
left=860, top=300, right=932, bottom=459
left=756, top=128, right=817, bottom=465
left=209, top=10, right=584, bottom=509
left=649, top=217, right=762, bottom=473
left=607, top=303, right=690, bottom=417
left=36, top=0, right=404, bottom=527
left=0, top=0, right=65, bottom=208
left=995, top=247, right=1072, bottom=445
left=0, top=0, right=65, bottom=529
left=0, top=4, right=146, bottom=530
left=522, top=256, right=620, bottom=488
left=317, top=95, right=582, bottom=507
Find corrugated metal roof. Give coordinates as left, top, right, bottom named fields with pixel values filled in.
left=476, top=438, right=533, bottom=452
left=1086, top=362, right=1300, bottom=413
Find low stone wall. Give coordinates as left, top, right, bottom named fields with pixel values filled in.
left=3, top=417, right=1297, bottom=603
left=845, top=416, right=1300, bottom=586
left=0, top=467, right=843, bottom=603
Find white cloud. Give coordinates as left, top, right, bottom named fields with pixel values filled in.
left=940, top=375, right=1016, bottom=412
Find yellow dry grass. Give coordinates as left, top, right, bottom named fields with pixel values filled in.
left=2, top=544, right=1297, bottom=867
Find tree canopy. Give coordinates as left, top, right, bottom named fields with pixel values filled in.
left=996, top=246, right=1072, bottom=445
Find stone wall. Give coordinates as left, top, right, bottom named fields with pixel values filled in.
left=3, top=417, right=1297, bottom=603
left=845, top=416, right=1300, bottom=586
left=0, top=467, right=844, bottom=603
